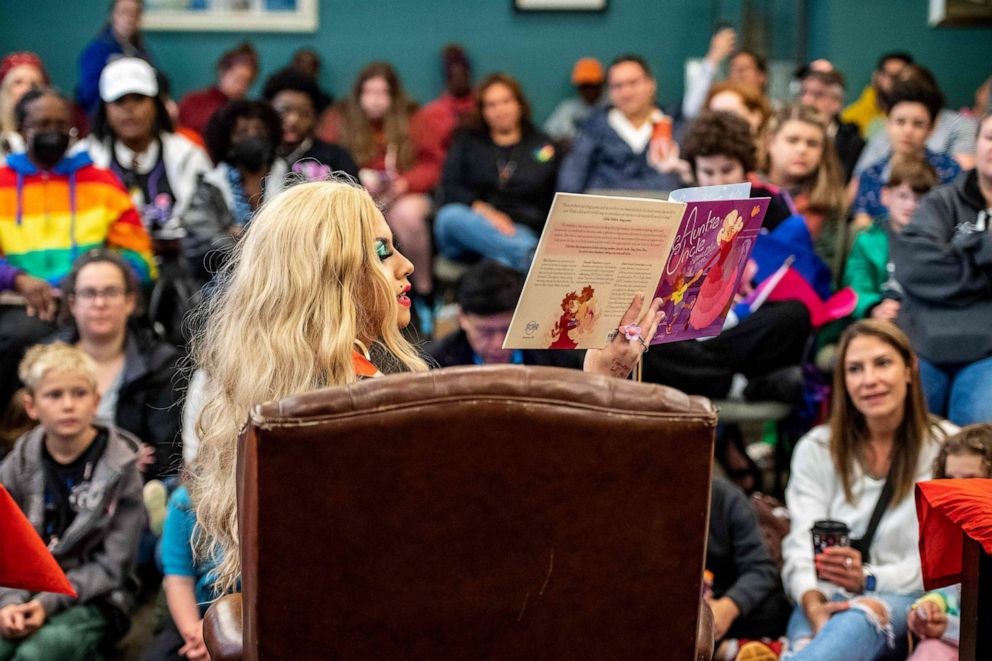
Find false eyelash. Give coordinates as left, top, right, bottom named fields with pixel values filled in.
left=375, top=239, right=392, bottom=260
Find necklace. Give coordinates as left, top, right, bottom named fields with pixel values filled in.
left=496, top=145, right=519, bottom=190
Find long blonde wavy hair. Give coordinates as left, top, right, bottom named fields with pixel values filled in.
left=187, top=179, right=427, bottom=593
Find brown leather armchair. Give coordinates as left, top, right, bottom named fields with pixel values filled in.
left=204, top=365, right=717, bottom=660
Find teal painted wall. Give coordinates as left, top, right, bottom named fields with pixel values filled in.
left=807, top=0, right=990, bottom=110
left=0, top=0, right=987, bottom=121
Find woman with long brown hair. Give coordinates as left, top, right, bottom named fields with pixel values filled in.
left=762, top=104, right=848, bottom=281
left=318, top=62, right=436, bottom=323
left=776, top=320, right=955, bottom=661
left=434, top=73, right=559, bottom=273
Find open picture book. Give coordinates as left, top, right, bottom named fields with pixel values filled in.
left=503, top=183, right=769, bottom=350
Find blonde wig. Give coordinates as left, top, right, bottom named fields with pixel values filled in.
left=187, top=178, right=427, bottom=593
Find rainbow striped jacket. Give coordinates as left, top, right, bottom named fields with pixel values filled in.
left=0, top=152, right=156, bottom=290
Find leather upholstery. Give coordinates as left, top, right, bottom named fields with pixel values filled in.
left=204, top=365, right=717, bottom=660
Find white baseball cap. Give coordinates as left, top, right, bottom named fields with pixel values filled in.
left=99, top=57, right=158, bottom=103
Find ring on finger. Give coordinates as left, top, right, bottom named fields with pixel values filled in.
left=637, top=337, right=649, bottom=353
left=844, top=557, right=853, bottom=569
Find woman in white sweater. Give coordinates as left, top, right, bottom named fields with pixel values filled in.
left=779, top=319, right=954, bottom=660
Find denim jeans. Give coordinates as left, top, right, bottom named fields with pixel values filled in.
left=783, top=592, right=918, bottom=661
left=919, top=355, right=992, bottom=425
left=434, top=203, right=538, bottom=273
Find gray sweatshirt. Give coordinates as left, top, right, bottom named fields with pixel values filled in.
left=0, top=423, right=145, bottom=616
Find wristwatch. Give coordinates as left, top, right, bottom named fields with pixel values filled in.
left=862, top=564, right=877, bottom=593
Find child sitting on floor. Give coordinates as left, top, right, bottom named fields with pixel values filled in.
left=0, top=343, right=144, bottom=660
left=843, top=156, right=938, bottom=323
left=907, top=424, right=992, bottom=661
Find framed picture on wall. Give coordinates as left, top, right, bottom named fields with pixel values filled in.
left=929, top=0, right=992, bottom=26
left=143, top=0, right=318, bottom=32
left=514, top=0, right=608, bottom=11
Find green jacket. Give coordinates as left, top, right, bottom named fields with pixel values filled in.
left=844, top=220, right=892, bottom=319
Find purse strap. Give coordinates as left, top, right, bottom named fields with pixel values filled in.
left=850, top=473, right=894, bottom=565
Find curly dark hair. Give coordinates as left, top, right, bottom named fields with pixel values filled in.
left=262, top=66, right=328, bottom=114
left=886, top=67, right=944, bottom=123
left=682, top=110, right=757, bottom=175
left=202, top=99, right=282, bottom=165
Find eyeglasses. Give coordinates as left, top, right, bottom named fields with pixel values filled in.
left=72, top=286, right=128, bottom=301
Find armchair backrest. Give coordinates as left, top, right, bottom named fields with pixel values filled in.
left=237, top=365, right=716, bottom=659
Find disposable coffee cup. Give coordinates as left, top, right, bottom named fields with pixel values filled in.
left=811, top=520, right=850, bottom=579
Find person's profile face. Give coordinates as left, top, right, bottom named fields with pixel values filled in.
left=272, top=89, right=316, bottom=147
left=694, top=154, right=747, bottom=186
left=459, top=311, right=514, bottom=364
left=608, top=61, right=655, bottom=120
left=359, top=75, right=392, bottom=121
left=372, top=212, right=414, bottom=329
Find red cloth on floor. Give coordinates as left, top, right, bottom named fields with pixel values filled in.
left=916, top=479, right=992, bottom=590
left=0, top=485, right=76, bottom=596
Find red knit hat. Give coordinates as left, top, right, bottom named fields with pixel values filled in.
left=0, top=485, right=76, bottom=596
left=0, top=52, right=49, bottom=87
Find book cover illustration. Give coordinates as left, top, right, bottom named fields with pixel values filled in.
left=651, top=198, right=768, bottom=344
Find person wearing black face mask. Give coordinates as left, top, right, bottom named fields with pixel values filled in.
left=0, top=87, right=155, bottom=416
left=180, top=100, right=287, bottom=290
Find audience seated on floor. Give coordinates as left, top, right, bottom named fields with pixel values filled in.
left=181, top=99, right=287, bottom=290
left=0, top=343, right=144, bottom=660
left=44, top=250, right=184, bottom=481
left=907, top=423, right=992, bottom=661
left=797, top=68, right=865, bottom=182
left=434, top=73, right=560, bottom=273
left=844, top=157, right=937, bottom=323
left=427, top=259, right=580, bottom=369
left=841, top=51, right=913, bottom=140
left=852, top=71, right=961, bottom=229
left=707, top=477, right=792, bottom=661
left=76, top=0, right=151, bottom=118
left=557, top=54, right=682, bottom=194
left=761, top=104, right=848, bottom=281
left=891, top=110, right=992, bottom=426
left=80, top=57, right=212, bottom=241
left=262, top=66, right=358, bottom=181
left=0, top=87, right=155, bottom=420
left=177, top=43, right=259, bottom=137
left=0, top=52, right=47, bottom=161
left=410, top=44, right=475, bottom=190
left=543, top=57, right=607, bottom=147
left=777, top=320, right=956, bottom=661
left=854, top=65, right=978, bottom=177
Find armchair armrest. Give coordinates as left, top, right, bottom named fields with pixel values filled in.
left=696, top=600, right=715, bottom=660
left=203, top=593, right=243, bottom=661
